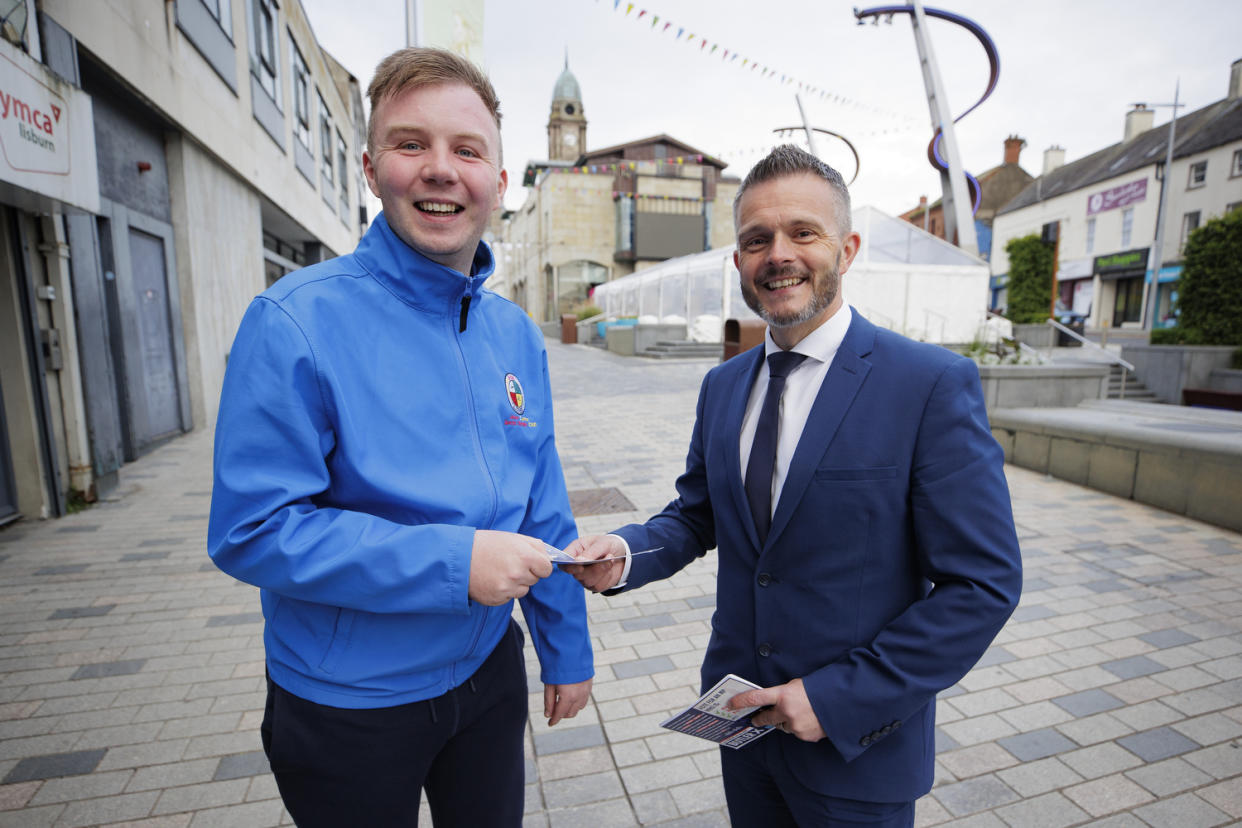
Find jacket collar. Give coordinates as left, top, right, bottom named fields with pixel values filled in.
left=353, top=212, right=494, bottom=314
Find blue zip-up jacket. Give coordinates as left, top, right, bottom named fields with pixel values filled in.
left=208, top=213, right=593, bottom=708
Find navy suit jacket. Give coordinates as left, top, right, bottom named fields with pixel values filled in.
left=613, top=310, right=1022, bottom=802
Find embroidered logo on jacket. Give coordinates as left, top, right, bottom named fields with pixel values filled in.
left=503, top=373, right=537, bottom=428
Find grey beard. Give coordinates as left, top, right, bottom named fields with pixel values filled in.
left=742, top=264, right=838, bottom=328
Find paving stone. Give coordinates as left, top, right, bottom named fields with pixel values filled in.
left=1101, top=655, right=1167, bottom=680
left=619, top=756, right=700, bottom=794
left=48, top=605, right=116, bottom=620
left=1198, top=777, right=1242, bottom=818
left=996, top=757, right=1084, bottom=798
left=542, top=770, right=624, bottom=809
left=1061, top=743, right=1145, bottom=780
left=1140, top=629, right=1201, bottom=649
left=1184, top=742, right=1242, bottom=780
left=1051, top=688, right=1125, bottom=717
left=619, top=615, right=677, bottom=632
left=992, top=790, right=1089, bottom=828
left=611, top=656, right=676, bottom=680
left=937, top=743, right=1019, bottom=779
left=996, top=728, right=1077, bottom=761
left=545, top=797, right=637, bottom=828
left=2, top=748, right=106, bottom=783
left=630, top=789, right=678, bottom=824
left=212, top=751, right=269, bottom=781
left=1063, top=773, right=1156, bottom=817
left=1131, top=792, right=1231, bottom=828
left=1124, top=756, right=1214, bottom=797
left=69, top=659, right=147, bottom=680
left=532, top=722, right=607, bottom=756
left=933, top=774, right=1019, bottom=816
left=1115, top=726, right=1199, bottom=762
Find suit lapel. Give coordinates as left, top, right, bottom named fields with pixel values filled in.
left=726, top=346, right=767, bottom=552
left=767, top=313, right=876, bottom=548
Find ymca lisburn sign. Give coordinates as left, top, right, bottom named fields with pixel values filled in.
left=0, top=37, right=98, bottom=213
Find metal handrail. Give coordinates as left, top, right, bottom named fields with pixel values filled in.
left=1044, top=317, right=1134, bottom=399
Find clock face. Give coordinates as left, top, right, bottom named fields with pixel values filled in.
left=564, top=132, right=577, bottom=147
left=565, top=103, right=576, bottom=115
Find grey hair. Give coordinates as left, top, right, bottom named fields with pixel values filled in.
left=732, top=144, right=851, bottom=234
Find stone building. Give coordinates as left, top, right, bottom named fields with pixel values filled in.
left=497, top=60, right=739, bottom=323
left=0, top=0, right=365, bottom=522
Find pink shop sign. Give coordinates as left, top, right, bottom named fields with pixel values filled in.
left=1087, top=179, right=1147, bottom=215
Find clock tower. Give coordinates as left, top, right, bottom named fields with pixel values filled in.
left=547, top=55, right=586, bottom=162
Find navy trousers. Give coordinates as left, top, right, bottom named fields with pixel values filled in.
left=721, top=733, right=914, bottom=827
left=261, top=621, right=529, bottom=827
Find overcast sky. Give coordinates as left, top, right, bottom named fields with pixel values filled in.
left=301, top=0, right=1241, bottom=217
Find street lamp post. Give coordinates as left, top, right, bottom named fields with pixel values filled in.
left=1138, top=82, right=1183, bottom=331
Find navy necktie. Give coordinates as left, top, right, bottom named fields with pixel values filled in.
left=744, top=350, right=807, bottom=545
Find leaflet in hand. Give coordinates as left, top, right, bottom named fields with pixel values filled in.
left=659, top=674, right=774, bottom=749
left=544, top=544, right=662, bottom=566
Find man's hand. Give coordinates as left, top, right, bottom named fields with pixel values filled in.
left=727, top=678, right=825, bottom=742
left=544, top=678, right=592, bottom=726
left=562, top=534, right=626, bottom=593
left=468, top=530, right=554, bottom=606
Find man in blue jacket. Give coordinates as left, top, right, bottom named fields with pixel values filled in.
left=567, top=146, right=1021, bottom=826
left=209, top=48, right=593, bottom=827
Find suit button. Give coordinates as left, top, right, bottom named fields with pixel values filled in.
left=860, top=735, right=872, bottom=747
left=881, top=725, right=892, bottom=736
left=757, top=643, right=772, bottom=657
left=757, top=573, right=772, bottom=587
left=892, top=720, right=902, bottom=730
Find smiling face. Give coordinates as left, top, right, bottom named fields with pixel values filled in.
left=363, top=82, right=508, bottom=275
left=733, top=173, right=860, bottom=349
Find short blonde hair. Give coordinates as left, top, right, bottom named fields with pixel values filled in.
left=366, top=48, right=502, bottom=154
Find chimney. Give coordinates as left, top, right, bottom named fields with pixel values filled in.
left=1042, top=145, right=1065, bottom=175
left=918, top=195, right=928, bottom=208
left=1125, top=104, right=1154, bottom=141
left=1003, top=135, right=1026, bottom=165
left=1230, top=58, right=1242, bottom=100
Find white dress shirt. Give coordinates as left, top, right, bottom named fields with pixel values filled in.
left=739, top=304, right=852, bottom=518
left=613, top=305, right=852, bottom=585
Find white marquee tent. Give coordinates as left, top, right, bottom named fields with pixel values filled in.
left=591, top=206, right=991, bottom=345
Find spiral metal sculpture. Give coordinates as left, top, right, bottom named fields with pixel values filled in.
left=853, top=5, right=1000, bottom=215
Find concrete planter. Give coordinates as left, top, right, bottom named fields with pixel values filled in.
left=606, top=323, right=688, bottom=357
left=977, top=363, right=1109, bottom=412
left=1120, top=344, right=1236, bottom=404
left=1209, top=368, right=1242, bottom=393
left=1011, top=323, right=1055, bottom=349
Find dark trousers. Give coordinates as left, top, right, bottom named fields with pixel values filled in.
left=721, top=734, right=914, bottom=827
left=261, top=621, right=529, bottom=827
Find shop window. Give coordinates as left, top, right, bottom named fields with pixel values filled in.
left=1085, top=217, right=1096, bottom=254
left=1120, top=207, right=1133, bottom=249
left=1187, top=160, right=1207, bottom=189
left=1232, top=149, right=1242, bottom=178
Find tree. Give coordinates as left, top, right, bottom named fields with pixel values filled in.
left=1004, top=234, right=1054, bottom=324
left=1172, top=208, right=1242, bottom=345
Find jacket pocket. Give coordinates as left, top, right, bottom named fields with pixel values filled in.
left=813, top=465, right=897, bottom=482
left=317, top=608, right=356, bottom=674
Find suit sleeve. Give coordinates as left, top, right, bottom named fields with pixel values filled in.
left=208, top=298, right=473, bottom=615
left=803, top=357, right=1022, bottom=763
left=517, top=348, right=594, bottom=685
left=610, top=371, right=717, bottom=590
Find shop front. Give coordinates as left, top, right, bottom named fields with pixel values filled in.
left=1094, top=248, right=1149, bottom=328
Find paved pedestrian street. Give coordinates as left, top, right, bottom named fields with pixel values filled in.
left=1, top=340, right=1240, bottom=827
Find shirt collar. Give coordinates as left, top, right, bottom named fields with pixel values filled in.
left=763, top=304, right=853, bottom=366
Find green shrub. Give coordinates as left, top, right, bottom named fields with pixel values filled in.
left=1175, top=208, right=1242, bottom=345
left=574, top=304, right=603, bottom=321
left=1004, top=234, right=1054, bottom=324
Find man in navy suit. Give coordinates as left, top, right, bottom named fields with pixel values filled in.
left=567, top=145, right=1022, bottom=827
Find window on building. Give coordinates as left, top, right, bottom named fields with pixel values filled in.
left=1085, top=217, right=1096, bottom=254
left=1232, top=149, right=1242, bottom=178
left=1180, top=211, right=1201, bottom=253
left=1228, top=201, right=1242, bottom=214
left=291, top=40, right=311, bottom=149
left=336, top=130, right=349, bottom=219
left=200, top=0, right=231, bottom=32
left=1187, top=160, right=1207, bottom=189
left=1121, top=207, right=1134, bottom=249
left=249, top=0, right=279, bottom=103
left=319, top=91, right=334, bottom=190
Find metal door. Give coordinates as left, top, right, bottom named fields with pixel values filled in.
left=127, top=227, right=180, bottom=442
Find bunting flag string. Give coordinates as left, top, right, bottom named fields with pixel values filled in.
left=611, top=192, right=709, bottom=202
left=595, top=0, right=916, bottom=125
